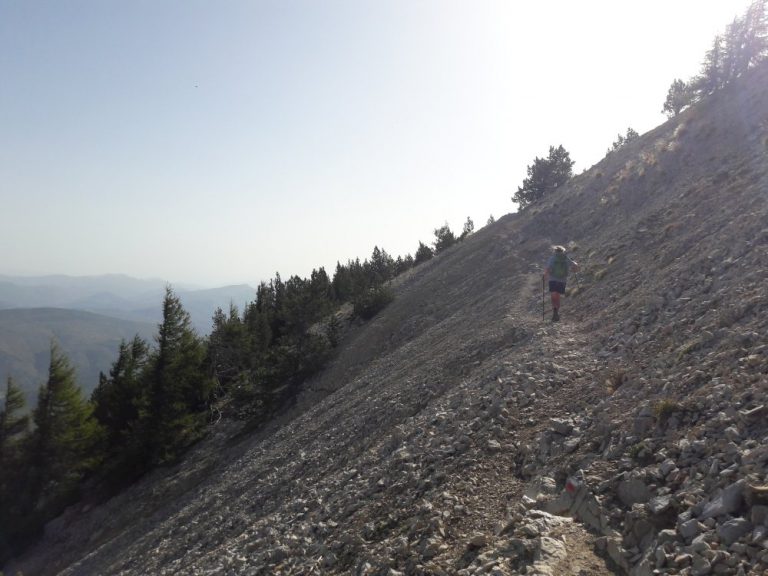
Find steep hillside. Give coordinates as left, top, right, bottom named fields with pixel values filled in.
left=6, top=64, right=768, bottom=576
left=0, top=308, right=156, bottom=405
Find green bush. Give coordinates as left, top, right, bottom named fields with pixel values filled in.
left=353, top=286, right=394, bottom=320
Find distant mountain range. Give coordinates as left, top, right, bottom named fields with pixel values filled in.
left=0, top=275, right=257, bottom=406
left=0, top=308, right=156, bottom=406
left=0, top=274, right=256, bottom=334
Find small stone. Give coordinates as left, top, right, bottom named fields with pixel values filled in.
left=674, top=553, right=692, bottom=567
left=658, top=529, right=678, bottom=544
left=487, top=439, right=502, bottom=452
left=679, top=518, right=701, bottom=541
left=724, top=426, right=741, bottom=442
left=740, top=404, right=766, bottom=422
left=469, top=533, right=488, bottom=548
left=659, top=459, right=677, bottom=477
left=549, top=418, right=573, bottom=435
left=648, top=495, right=673, bottom=515
left=691, top=554, right=712, bottom=575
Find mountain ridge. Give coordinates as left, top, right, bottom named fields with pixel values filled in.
left=0, top=273, right=255, bottom=331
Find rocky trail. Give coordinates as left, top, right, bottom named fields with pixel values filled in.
left=7, top=62, right=768, bottom=576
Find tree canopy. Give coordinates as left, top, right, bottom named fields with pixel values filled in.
left=669, top=0, right=767, bottom=108
left=512, top=145, right=575, bottom=209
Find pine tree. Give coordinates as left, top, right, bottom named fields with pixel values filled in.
left=512, top=145, right=575, bottom=209
left=145, top=288, right=213, bottom=465
left=433, top=223, right=457, bottom=254
left=460, top=217, right=475, bottom=240
left=309, top=267, right=333, bottom=316
left=694, top=35, right=725, bottom=96
left=369, top=247, right=394, bottom=284
left=331, top=262, right=353, bottom=302
left=244, top=301, right=272, bottom=362
left=91, top=335, right=150, bottom=482
left=0, top=376, right=29, bottom=463
left=662, top=79, right=692, bottom=117
left=0, top=377, right=30, bottom=564
left=607, top=127, right=640, bottom=154
left=744, top=0, right=768, bottom=67
left=27, top=344, right=102, bottom=512
left=414, top=241, right=434, bottom=265
left=208, top=305, right=248, bottom=389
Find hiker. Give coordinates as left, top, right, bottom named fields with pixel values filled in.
left=543, top=245, right=579, bottom=322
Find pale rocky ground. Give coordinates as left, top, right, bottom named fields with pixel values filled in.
left=6, top=64, right=768, bottom=576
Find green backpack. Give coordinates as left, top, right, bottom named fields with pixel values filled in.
left=552, top=252, right=568, bottom=278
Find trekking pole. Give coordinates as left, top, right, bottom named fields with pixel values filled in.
left=542, top=276, right=545, bottom=321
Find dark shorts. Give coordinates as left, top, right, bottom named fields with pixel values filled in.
left=549, top=280, right=566, bottom=294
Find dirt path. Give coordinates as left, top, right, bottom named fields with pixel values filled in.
left=414, top=265, right=616, bottom=574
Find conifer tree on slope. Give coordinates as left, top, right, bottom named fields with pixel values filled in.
left=512, top=145, right=575, bottom=209
left=0, top=376, right=29, bottom=464
left=414, top=241, right=434, bottom=264
left=209, top=304, right=248, bottom=389
left=91, top=335, right=150, bottom=478
left=663, top=79, right=692, bottom=117
left=27, top=344, right=102, bottom=512
left=145, top=287, right=213, bottom=465
left=0, top=377, right=30, bottom=560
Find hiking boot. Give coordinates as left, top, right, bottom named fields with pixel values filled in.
left=552, top=309, right=560, bottom=322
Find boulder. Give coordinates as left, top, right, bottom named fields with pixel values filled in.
left=618, top=478, right=651, bottom=507
left=700, top=479, right=746, bottom=520
left=717, top=518, right=752, bottom=546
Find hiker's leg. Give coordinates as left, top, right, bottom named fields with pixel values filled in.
left=551, top=291, right=561, bottom=310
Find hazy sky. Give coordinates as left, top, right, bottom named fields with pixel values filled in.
left=0, top=1, right=752, bottom=287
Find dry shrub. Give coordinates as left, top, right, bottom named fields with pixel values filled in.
left=676, top=338, right=701, bottom=360
left=595, top=268, right=608, bottom=281
left=654, top=398, right=682, bottom=425
left=673, top=122, right=689, bottom=139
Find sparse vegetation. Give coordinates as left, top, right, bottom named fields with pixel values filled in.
left=605, top=368, right=626, bottom=393
left=654, top=398, right=682, bottom=425
left=512, top=145, right=575, bottom=209
left=628, top=440, right=650, bottom=460
left=607, top=127, right=640, bottom=154
left=353, top=286, right=395, bottom=320
left=594, top=268, right=608, bottom=281
left=676, top=337, right=702, bottom=360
